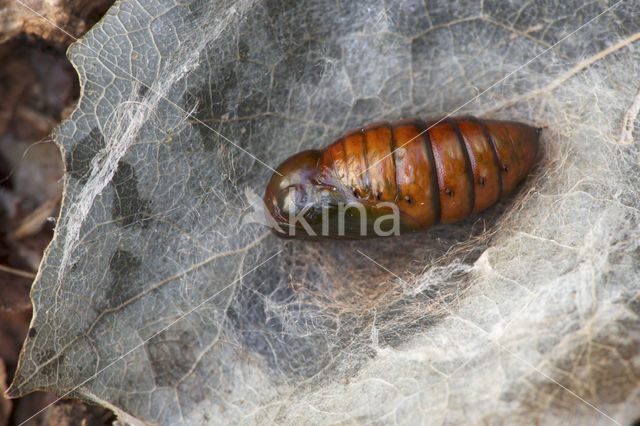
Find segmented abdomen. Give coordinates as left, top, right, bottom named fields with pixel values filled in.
left=318, top=116, right=540, bottom=228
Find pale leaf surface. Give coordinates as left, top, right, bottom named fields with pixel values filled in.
left=9, top=0, right=640, bottom=424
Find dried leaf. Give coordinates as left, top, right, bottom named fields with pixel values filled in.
left=8, top=0, right=640, bottom=424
